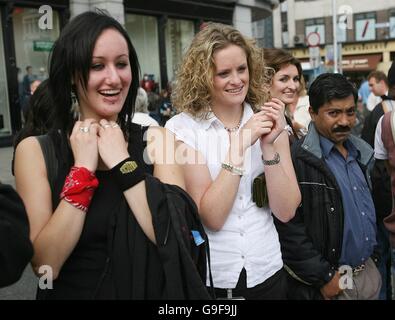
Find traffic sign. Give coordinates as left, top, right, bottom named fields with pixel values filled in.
left=306, top=32, right=320, bottom=47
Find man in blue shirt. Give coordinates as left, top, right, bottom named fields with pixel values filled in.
left=275, top=73, right=381, bottom=300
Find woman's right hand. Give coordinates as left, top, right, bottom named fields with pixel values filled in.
left=70, top=119, right=99, bottom=172
left=237, top=110, right=274, bottom=152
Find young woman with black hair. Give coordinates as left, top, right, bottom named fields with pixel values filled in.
left=14, top=11, right=209, bottom=300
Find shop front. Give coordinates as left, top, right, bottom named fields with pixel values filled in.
left=124, top=0, right=234, bottom=92
left=341, top=53, right=383, bottom=87
left=0, top=0, right=68, bottom=146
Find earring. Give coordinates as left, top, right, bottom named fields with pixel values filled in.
left=70, top=87, right=80, bottom=120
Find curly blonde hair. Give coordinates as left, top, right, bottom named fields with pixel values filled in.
left=172, top=22, right=269, bottom=118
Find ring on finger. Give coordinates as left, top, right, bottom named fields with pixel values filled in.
left=102, top=124, right=111, bottom=129
left=79, top=126, right=90, bottom=133
left=112, top=124, right=119, bottom=128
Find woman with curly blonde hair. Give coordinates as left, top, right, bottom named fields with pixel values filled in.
left=166, top=22, right=300, bottom=299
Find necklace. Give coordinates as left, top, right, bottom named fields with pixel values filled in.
left=224, top=113, right=243, bottom=133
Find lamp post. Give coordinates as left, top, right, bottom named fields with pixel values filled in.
left=332, top=0, right=338, bottom=73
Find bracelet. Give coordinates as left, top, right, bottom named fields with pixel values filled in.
left=110, top=157, right=146, bottom=192
left=262, top=152, right=280, bottom=166
left=221, top=162, right=244, bottom=176
left=60, top=166, right=99, bottom=212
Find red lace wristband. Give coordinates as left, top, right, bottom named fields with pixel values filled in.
left=60, top=166, right=99, bottom=212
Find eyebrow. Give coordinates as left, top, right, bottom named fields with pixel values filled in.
left=92, top=54, right=129, bottom=59
left=327, top=105, right=356, bottom=110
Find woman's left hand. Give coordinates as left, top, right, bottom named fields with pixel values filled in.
left=259, top=98, right=287, bottom=146
left=97, top=119, right=130, bottom=169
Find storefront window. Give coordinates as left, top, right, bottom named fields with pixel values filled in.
left=0, top=14, right=11, bottom=136
left=13, top=7, right=60, bottom=83
left=165, top=18, right=194, bottom=85
left=12, top=6, right=59, bottom=122
left=305, top=24, right=325, bottom=45
left=125, top=14, right=160, bottom=92
left=355, top=13, right=376, bottom=41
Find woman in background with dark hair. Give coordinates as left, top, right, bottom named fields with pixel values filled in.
left=13, top=10, right=208, bottom=300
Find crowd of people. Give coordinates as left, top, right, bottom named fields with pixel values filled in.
left=2, top=9, right=395, bottom=300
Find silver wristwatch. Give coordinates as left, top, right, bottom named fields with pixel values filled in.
left=262, top=152, right=280, bottom=166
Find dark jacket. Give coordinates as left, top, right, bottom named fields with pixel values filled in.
left=0, top=183, right=33, bottom=287
left=97, top=175, right=212, bottom=299
left=274, top=124, right=375, bottom=299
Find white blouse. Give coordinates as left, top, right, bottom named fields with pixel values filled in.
left=165, top=103, right=283, bottom=289
left=374, top=116, right=387, bottom=160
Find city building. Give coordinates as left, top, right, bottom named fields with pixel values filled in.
left=272, top=0, right=395, bottom=85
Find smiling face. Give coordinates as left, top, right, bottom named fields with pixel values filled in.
left=77, top=28, right=132, bottom=121
left=270, top=64, right=300, bottom=105
left=210, top=44, right=249, bottom=110
left=310, top=95, right=356, bottom=147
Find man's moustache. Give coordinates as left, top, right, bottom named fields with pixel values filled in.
left=332, top=126, right=350, bottom=133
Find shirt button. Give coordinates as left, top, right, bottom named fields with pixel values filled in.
left=332, top=248, right=336, bottom=252
left=238, top=215, right=242, bottom=219
left=241, top=255, right=245, bottom=259
left=361, top=212, right=365, bottom=216
left=239, top=196, right=243, bottom=200
left=330, top=207, right=335, bottom=212
left=366, top=237, right=369, bottom=241
left=240, top=232, right=244, bottom=237
left=353, top=186, right=357, bottom=191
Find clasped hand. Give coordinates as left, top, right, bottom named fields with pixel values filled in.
left=238, top=98, right=286, bottom=152
left=70, top=118, right=129, bottom=172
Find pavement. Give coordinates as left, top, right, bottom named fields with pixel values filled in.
left=0, top=146, right=37, bottom=300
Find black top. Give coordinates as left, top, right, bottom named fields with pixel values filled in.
left=37, top=124, right=154, bottom=299
left=37, top=124, right=210, bottom=300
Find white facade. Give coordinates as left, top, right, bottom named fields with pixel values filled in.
left=274, top=0, right=395, bottom=48
left=294, top=0, right=394, bottom=20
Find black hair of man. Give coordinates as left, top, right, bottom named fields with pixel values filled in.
left=48, top=9, right=140, bottom=134
left=308, top=73, right=358, bottom=113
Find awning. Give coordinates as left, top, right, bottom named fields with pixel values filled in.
left=341, top=54, right=382, bottom=72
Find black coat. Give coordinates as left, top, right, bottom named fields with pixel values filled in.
left=107, top=175, right=212, bottom=299
left=0, top=184, right=33, bottom=287
left=274, top=124, right=375, bottom=299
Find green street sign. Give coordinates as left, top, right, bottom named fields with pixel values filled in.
left=33, top=40, right=53, bottom=52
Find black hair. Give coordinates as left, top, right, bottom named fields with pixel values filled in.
left=14, top=79, right=53, bottom=148
left=308, top=73, right=358, bottom=113
left=48, top=10, right=140, bottom=134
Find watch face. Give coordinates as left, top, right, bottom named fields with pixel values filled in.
left=355, top=18, right=376, bottom=41
left=305, top=25, right=325, bottom=44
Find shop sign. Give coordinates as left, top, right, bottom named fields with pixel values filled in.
left=33, top=40, right=53, bottom=52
